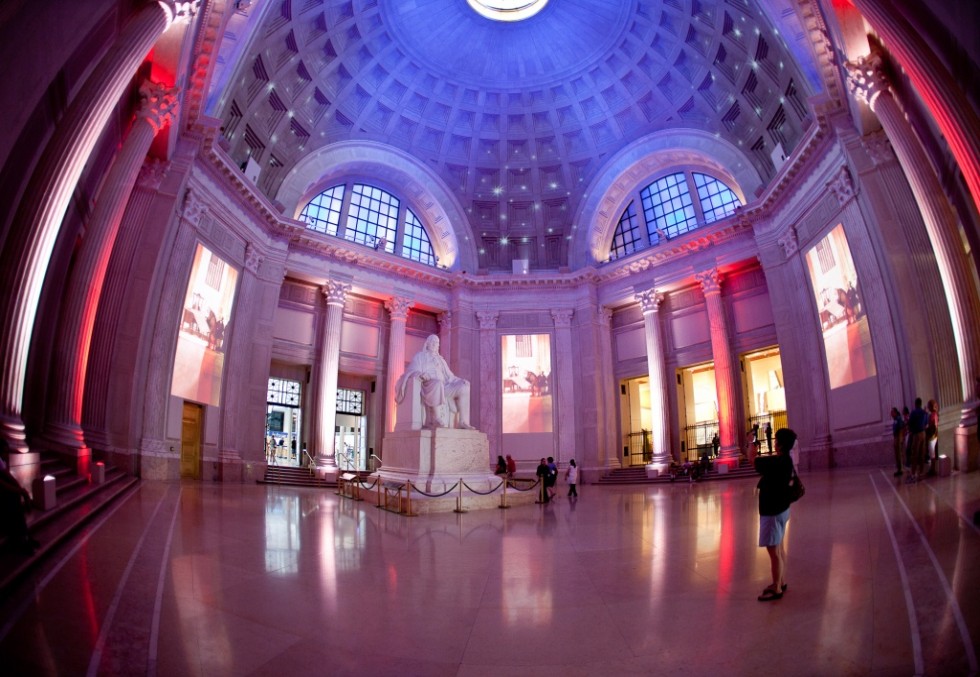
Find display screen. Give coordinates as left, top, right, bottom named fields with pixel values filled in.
left=805, top=224, right=876, bottom=389
left=170, top=244, right=238, bottom=406
left=501, top=334, right=553, bottom=433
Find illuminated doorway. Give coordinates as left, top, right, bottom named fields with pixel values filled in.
left=336, top=388, right=367, bottom=471
left=180, top=402, right=203, bottom=479
left=266, top=378, right=302, bottom=466
left=677, top=363, right=719, bottom=462
left=741, top=347, right=787, bottom=455
left=620, top=376, right=652, bottom=467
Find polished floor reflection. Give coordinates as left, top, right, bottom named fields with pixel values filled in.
left=1, top=467, right=977, bottom=675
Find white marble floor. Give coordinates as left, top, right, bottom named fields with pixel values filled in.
left=0, top=467, right=977, bottom=676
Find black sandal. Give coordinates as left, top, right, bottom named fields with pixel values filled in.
left=758, top=587, right=784, bottom=601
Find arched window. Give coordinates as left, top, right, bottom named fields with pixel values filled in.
left=300, top=185, right=345, bottom=235
left=609, top=201, right=642, bottom=261
left=608, top=171, right=743, bottom=261
left=402, top=209, right=435, bottom=265
left=641, top=172, right=698, bottom=240
left=693, top=173, right=741, bottom=224
left=298, top=183, right=437, bottom=266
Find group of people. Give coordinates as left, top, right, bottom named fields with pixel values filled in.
left=746, top=422, right=774, bottom=457
left=889, top=397, right=941, bottom=483
left=533, top=456, right=578, bottom=502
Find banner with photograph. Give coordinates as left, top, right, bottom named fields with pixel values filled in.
left=804, top=224, right=876, bottom=389
left=170, top=244, right=239, bottom=406
left=501, top=334, right=553, bottom=434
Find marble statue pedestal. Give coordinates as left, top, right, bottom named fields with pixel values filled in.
left=372, top=428, right=537, bottom=514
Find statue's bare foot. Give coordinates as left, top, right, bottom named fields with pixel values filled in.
left=457, top=422, right=475, bottom=430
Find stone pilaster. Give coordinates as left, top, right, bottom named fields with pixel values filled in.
left=551, top=309, right=575, bottom=464
left=476, top=311, right=499, bottom=455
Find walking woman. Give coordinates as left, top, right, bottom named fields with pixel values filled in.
left=755, top=428, right=798, bottom=601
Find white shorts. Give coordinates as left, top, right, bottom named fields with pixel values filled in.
left=759, top=509, right=790, bottom=547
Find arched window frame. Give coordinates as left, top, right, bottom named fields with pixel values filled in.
left=298, top=181, right=439, bottom=267
left=607, top=168, right=743, bottom=262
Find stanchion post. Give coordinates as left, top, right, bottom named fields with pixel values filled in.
left=499, top=477, right=510, bottom=509
left=454, top=478, right=467, bottom=513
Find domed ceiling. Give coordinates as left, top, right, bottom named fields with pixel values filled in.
left=210, top=0, right=816, bottom=271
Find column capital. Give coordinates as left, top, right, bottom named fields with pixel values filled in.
left=384, top=296, right=413, bottom=321
left=438, top=310, right=453, bottom=330
left=827, top=165, right=856, bottom=206
left=137, top=157, right=168, bottom=190
left=476, top=310, right=498, bottom=330
left=778, top=227, right=798, bottom=259
left=550, top=308, right=573, bottom=327
left=598, top=307, right=613, bottom=326
left=863, top=131, right=895, bottom=166
left=138, top=80, right=180, bottom=134
left=845, top=51, right=890, bottom=109
left=244, top=243, right=263, bottom=275
left=695, top=268, right=722, bottom=296
left=180, top=188, right=208, bottom=225
left=322, top=280, right=351, bottom=307
left=635, top=289, right=665, bottom=314
left=160, top=0, right=201, bottom=23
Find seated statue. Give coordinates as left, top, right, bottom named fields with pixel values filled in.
left=395, top=334, right=474, bottom=429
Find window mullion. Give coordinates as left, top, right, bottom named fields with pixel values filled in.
left=336, top=182, right=355, bottom=240
left=685, top=172, right=707, bottom=225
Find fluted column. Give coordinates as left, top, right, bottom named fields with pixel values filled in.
left=477, top=311, right=499, bottom=452
left=696, top=269, right=740, bottom=462
left=0, top=1, right=180, bottom=454
left=43, top=81, right=179, bottom=468
left=384, top=297, right=413, bottom=433
left=848, top=53, right=980, bottom=453
left=551, top=309, right=575, bottom=463
left=314, top=280, right=351, bottom=476
left=635, top=289, right=671, bottom=469
left=850, top=0, right=980, bottom=215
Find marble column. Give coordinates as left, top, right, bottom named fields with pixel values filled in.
left=0, top=1, right=179, bottom=455
left=850, top=0, right=980, bottom=215
left=696, top=269, right=740, bottom=463
left=43, top=81, right=179, bottom=472
left=635, top=289, right=671, bottom=469
left=314, top=280, right=351, bottom=477
left=551, top=309, right=575, bottom=464
left=477, top=311, right=499, bottom=452
left=384, top=297, right=413, bottom=433
left=848, top=53, right=980, bottom=464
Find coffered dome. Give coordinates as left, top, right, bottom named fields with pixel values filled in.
left=211, top=0, right=816, bottom=271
